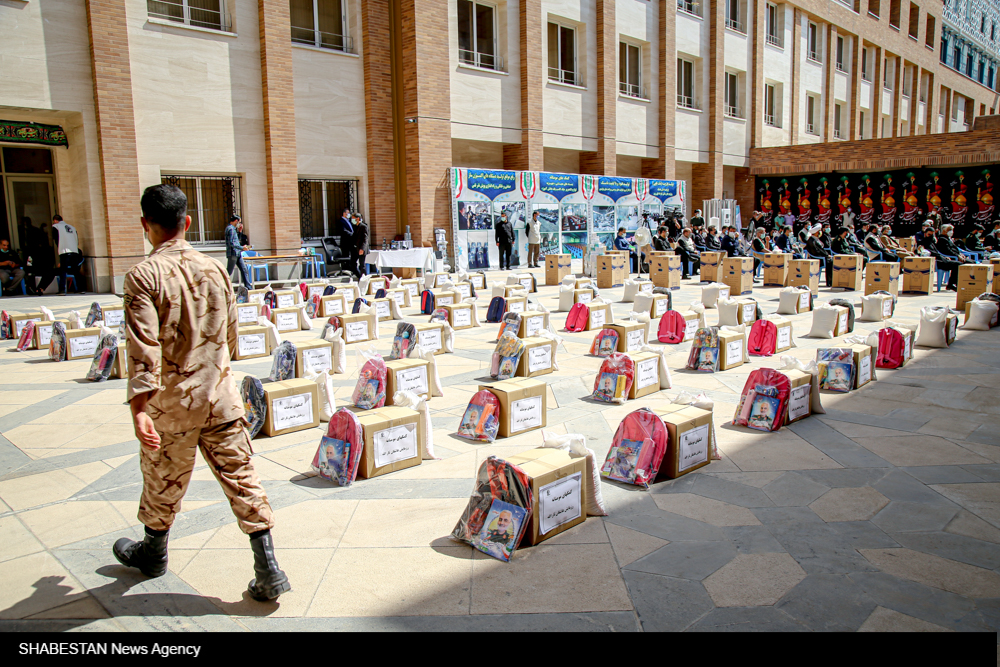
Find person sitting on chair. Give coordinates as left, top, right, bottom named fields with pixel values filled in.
left=704, top=226, right=721, bottom=251
left=806, top=224, right=834, bottom=287
left=652, top=226, right=672, bottom=253
left=880, top=226, right=913, bottom=258
left=676, top=228, right=701, bottom=279
left=919, top=226, right=960, bottom=290
left=751, top=228, right=769, bottom=281
left=865, top=227, right=898, bottom=263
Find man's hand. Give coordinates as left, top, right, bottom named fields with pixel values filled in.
left=130, top=394, right=161, bottom=450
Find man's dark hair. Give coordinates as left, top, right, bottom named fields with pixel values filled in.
left=53, top=214, right=63, bottom=222
left=657, top=226, right=667, bottom=235
left=230, top=215, right=241, bottom=223
left=617, top=227, right=625, bottom=233
left=532, top=211, right=539, bottom=217
left=141, top=184, right=187, bottom=230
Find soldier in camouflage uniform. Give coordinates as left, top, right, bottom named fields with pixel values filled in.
left=112, top=184, right=290, bottom=602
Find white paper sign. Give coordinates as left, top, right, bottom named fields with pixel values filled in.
left=725, top=340, right=743, bottom=366
left=238, top=333, right=266, bottom=357
left=948, top=318, right=957, bottom=342
left=838, top=312, right=848, bottom=334
left=370, top=277, right=387, bottom=292
left=69, top=334, right=98, bottom=358
left=528, top=345, right=551, bottom=373
left=719, top=286, right=731, bottom=300
left=577, top=291, right=592, bottom=304
left=437, top=295, right=455, bottom=306
left=104, top=309, right=125, bottom=326
left=684, top=318, right=698, bottom=340
left=510, top=395, right=543, bottom=433
left=324, top=298, right=344, bottom=316
left=509, top=300, right=524, bottom=313
left=375, top=300, right=391, bottom=319
left=237, top=305, right=258, bottom=324
left=471, top=275, right=485, bottom=288
left=679, top=423, right=710, bottom=472
left=857, top=354, right=871, bottom=386
left=277, top=293, right=296, bottom=309
left=520, top=278, right=533, bottom=292
left=903, top=333, right=912, bottom=360
left=454, top=307, right=472, bottom=328
left=590, top=307, right=606, bottom=328
left=249, top=292, right=264, bottom=304
left=882, top=298, right=893, bottom=318
left=276, top=312, right=298, bottom=331
left=302, top=347, right=332, bottom=373
left=456, top=284, right=471, bottom=298
left=777, top=325, right=791, bottom=349
left=309, top=285, right=326, bottom=300
left=637, top=358, right=658, bottom=389
left=36, top=324, right=54, bottom=346
left=15, top=318, right=40, bottom=336
left=654, top=297, right=669, bottom=318
left=798, top=292, right=810, bottom=312
left=435, top=274, right=449, bottom=287
left=272, top=393, right=314, bottom=430
left=626, top=329, right=644, bottom=351
left=742, top=303, right=756, bottom=323
left=373, top=423, right=418, bottom=468
left=406, top=283, right=419, bottom=299
left=788, top=384, right=811, bottom=421
left=419, top=328, right=442, bottom=351
left=346, top=320, right=369, bottom=342
left=392, top=290, right=406, bottom=307
left=640, top=282, right=653, bottom=294
left=396, top=366, right=428, bottom=394
left=525, top=315, right=544, bottom=337
left=538, top=473, right=582, bottom=535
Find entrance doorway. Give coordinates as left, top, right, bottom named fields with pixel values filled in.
left=0, top=146, right=58, bottom=252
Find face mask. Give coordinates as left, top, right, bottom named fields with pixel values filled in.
left=947, top=231, right=953, bottom=237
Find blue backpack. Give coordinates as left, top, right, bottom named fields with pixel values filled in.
left=421, top=290, right=436, bottom=314
left=323, top=285, right=336, bottom=296
left=486, top=296, right=506, bottom=323
left=375, top=288, right=387, bottom=299
left=352, top=297, right=369, bottom=314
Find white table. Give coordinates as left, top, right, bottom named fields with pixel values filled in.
left=365, top=248, right=436, bottom=270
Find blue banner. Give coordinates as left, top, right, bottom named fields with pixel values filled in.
left=649, top=180, right=678, bottom=202
left=466, top=169, right=516, bottom=200
left=597, top=176, right=633, bottom=202
left=538, top=172, right=579, bottom=201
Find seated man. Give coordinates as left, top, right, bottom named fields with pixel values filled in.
left=720, top=226, right=742, bottom=257
left=983, top=221, right=1000, bottom=253
left=879, top=226, right=913, bottom=258
left=651, top=226, right=672, bottom=252
left=0, top=239, right=26, bottom=295
left=963, top=225, right=986, bottom=255
left=704, top=226, right=722, bottom=251
left=613, top=227, right=637, bottom=273
left=865, top=228, right=899, bottom=262
left=806, top=225, right=833, bottom=286
left=920, top=227, right=959, bottom=290
left=676, top=228, right=701, bottom=279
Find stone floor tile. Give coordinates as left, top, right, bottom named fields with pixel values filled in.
left=851, top=434, right=992, bottom=467
left=945, top=509, right=1000, bottom=545
left=703, top=552, right=806, bottom=607
left=389, top=452, right=477, bottom=480
left=875, top=469, right=961, bottom=506
left=775, top=574, right=878, bottom=632
left=23, top=596, right=111, bottom=621
left=859, top=548, right=1000, bottom=598
left=651, top=493, right=762, bottom=526
left=899, top=466, right=987, bottom=485
left=917, top=416, right=984, bottom=441
left=18, top=500, right=132, bottom=549
left=540, top=516, right=608, bottom=545
left=930, top=483, right=1000, bottom=529
left=685, top=474, right=776, bottom=508
left=622, top=570, right=715, bottom=632
left=605, top=522, right=669, bottom=566
left=848, top=572, right=975, bottom=631
left=825, top=521, right=899, bottom=550
left=705, top=471, right=782, bottom=489
left=686, top=605, right=808, bottom=632
left=0, top=551, right=90, bottom=620
left=721, top=428, right=841, bottom=472
left=871, top=501, right=960, bottom=534
left=892, top=531, right=1000, bottom=571
left=820, top=419, right=911, bottom=439
left=338, top=498, right=470, bottom=548
left=809, top=487, right=890, bottom=522
left=0, top=469, right=93, bottom=511
left=0, top=515, right=45, bottom=563
left=723, top=524, right=789, bottom=554
left=797, top=467, right=891, bottom=489
left=624, top=539, right=737, bottom=581
left=762, top=472, right=831, bottom=507
left=605, top=509, right=729, bottom=543
left=858, top=606, right=952, bottom=632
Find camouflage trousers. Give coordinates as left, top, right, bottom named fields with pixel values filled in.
left=138, top=419, right=275, bottom=534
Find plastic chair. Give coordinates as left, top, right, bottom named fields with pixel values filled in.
left=58, top=255, right=86, bottom=293
left=863, top=246, right=883, bottom=263
left=242, top=250, right=269, bottom=282
left=300, top=248, right=323, bottom=279
left=965, top=251, right=982, bottom=263
left=751, top=251, right=765, bottom=278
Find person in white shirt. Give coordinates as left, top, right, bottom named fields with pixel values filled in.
left=526, top=211, right=542, bottom=268
left=51, top=214, right=84, bottom=294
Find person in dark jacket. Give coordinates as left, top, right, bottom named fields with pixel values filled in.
left=720, top=227, right=742, bottom=257
left=495, top=212, right=514, bottom=270
left=25, top=219, right=55, bottom=295
left=704, top=226, right=721, bottom=250
left=805, top=224, right=833, bottom=286
left=338, top=208, right=359, bottom=278
left=831, top=227, right=855, bottom=255
left=864, top=229, right=898, bottom=262
left=983, top=221, right=1000, bottom=253
left=352, top=215, right=370, bottom=276
left=652, top=226, right=672, bottom=252
left=937, top=224, right=971, bottom=264
left=963, top=225, right=986, bottom=254
left=918, top=227, right=959, bottom=290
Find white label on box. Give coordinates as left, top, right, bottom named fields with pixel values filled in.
left=726, top=340, right=743, bottom=367
left=37, top=324, right=53, bottom=346
left=640, top=282, right=653, bottom=294
left=346, top=320, right=369, bottom=343
left=903, top=333, right=912, bottom=361
left=858, top=354, right=871, bottom=386
left=882, top=298, right=893, bottom=318
left=654, top=297, right=669, bottom=318
left=590, top=308, right=606, bottom=328
left=371, top=278, right=387, bottom=292
left=626, top=329, right=644, bottom=351
left=679, top=423, right=710, bottom=473
left=528, top=345, right=551, bottom=373
left=396, top=366, right=428, bottom=394
left=520, top=278, right=533, bottom=292
left=454, top=308, right=472, bottom=328
left=276, top=312, right=298, bottom=331
left=15, top=318, right=40, bottom=336
left=788, top=384, right=811, bottom=421
left=324, top=298, right=344, bottom=316
left=392, top=291, right=406, bottom=307
left=742, top=303, right=756, bottom=323
left=374, top=423, right=418, bottom=468
left=948, top=317, right=957, bottom=341
left=104, top=309, right=125, bottom=326
left=272, top=393, right=314, bottom=430
left=237, top=305, right=258, bottom=324
left=419, top=328, right=442, bottom=351
left=577, top=291, right=592, bottom=304
left=799, top=292, right=810, bottom=312
left=471, top=275, right=485, bottom=289
left=684, top=318, right=698, bottom=340
left=510, top=395, right=543, bottom=433
left=435, top=275, right=448, bottom=287
left=838, top=312, right=848, bottom=334
left=69, top=334, right=98, bottom=358
left=538, top=472, right=582, bottom=536
left=456, top=284, right=471, bottom=298
left=406, top=283, right=419, bottom=299
left=238, top=333, right=266, bottom=357
left=249, top=293, right=264, bottom=304
left=437, top=295, right=455, bottom=306
left=302, top=347, right=332, bottom=373
left=777, top=325, right=791, bottom=350
left=525, top=315, right=544, bottom=337
left=719, top=286, right=730, bottom=300
left=375, top=300, right=391, bottom=319
left=637, top=357, right=658, bottom=389
left=277, top=293, right=295, bottom=309
left=309, top=285, right=326, bottom=300
left=509, top=300, right=524, bottom=313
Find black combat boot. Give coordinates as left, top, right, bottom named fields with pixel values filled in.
left=113, top=527, right=169, bottom=578
left=247, top=530, right=291, bottom=601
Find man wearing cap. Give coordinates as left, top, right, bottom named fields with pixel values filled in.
left=805, top=224, right=833, bottom=287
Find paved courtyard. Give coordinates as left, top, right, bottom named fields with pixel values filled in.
left=1, top=269, right=999, bottom=635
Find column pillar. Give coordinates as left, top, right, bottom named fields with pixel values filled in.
left=789, top=8, right=802, bottom=144
left=504, top=0, right=544, bottom=171
left=750, top=0, right=765, bottom=147
left=642, top=0, right=675, bottom=179
left=849, top=36, right=862, bottom=140
left=942, top=86, right=952, bottom=133
left=692, top=0, right=724, bottom=203
left=580, top=0, right=616, bottom=175
left=871, top=46, right=883, bottom=137
left=924, top=72, right=936, bottom=134
left=824, top=25, right=837, bottom=140
left=892, top=56, right=903, bottom=137
left=909, top=65, right=921, bottom=136
left=362, top=0, right=399, bottom=241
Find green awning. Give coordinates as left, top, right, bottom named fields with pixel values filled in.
left=0, top=120, right=68, bottom=147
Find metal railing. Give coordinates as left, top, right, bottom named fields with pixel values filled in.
left=619, top=82, right=647, bottom=99
left=836, top=61, right=848, bottom=73
left=459, top=50, right=505, bottom=72
left=765, top=113, right=781, bottom=127
left=726, top=17, right=745, bottom=33
left=807, top=50, right=821, bottom=62
left=147, top=0, right=230, bottom=31
left=862, top=70, right=871, bottom=81
left=677, top=94, right=700, bottom=110
left=833, top=128, right=843, bottom=139
left=724, top=105, right=743, bottom=119
left=806, top=123, right=818, bottom=135
left=677, top=0, right=700, bottom=17
left=766, top=33, right=782, bottom=48
left=291, top=26, right=354, bottom=53
left=548, top=67, right=578, bottom=86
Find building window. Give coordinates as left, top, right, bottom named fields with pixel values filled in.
left=834, top=103, right=843, bottom=138
left=883, top=58, right=892, bottom=89
left=619, top=42, right=644, bottom=98
left=726, top=0, right=744, bottom=32
left=764, top=83, right=781, bottom=127
left=765, top=3, right=782, bottom=47
left=907, top=2, right=919, bottom=39
left=806, top=96, right=818, bottom=135
left=677, top=58, right=697, bottom=109
left=548, top=22, right=577, bottom=85
left=861, top=47, right=870, bottom=80
left=926, top=15, right=936, bottom=49
left=979, top=59, right=987, bottom=83
left=724, top=71, right=741, bottom=117
left=836, top=36, right=847, bottom=71
left=290, top=0, right=351, bottom=52
left=457, top=0, right=500, bottom=70
left=807, top=22, right=820, bottom=62
left=161, top=175, right=241, bottom=245
left=298, top=179, right=359, bottom=239
left=859, top=110, right=866, bottom=138
left=966, top=52, right=974, bottom=76
left=677, top=0, right=700, bottom=17
left=868, top=0, right=879, bottom=18
left=147, top=0, right=230, bottom=31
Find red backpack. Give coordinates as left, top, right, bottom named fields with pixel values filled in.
left=748, top=319, right=778, bottom=357
left=876, top=327, right=905, bottom=369
left=733, top=369, right=791, bottom=432
left=593, top=353, right=635, bottom=403
left=657, top=310, right=686, bottom=344
left=600, top=408, right=669, bottom=488
left=565, top=302, right=590, bottom=332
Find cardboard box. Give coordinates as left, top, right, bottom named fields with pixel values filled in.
left=385, top=287, right=409, bottom=309
left=262, top=379, right=319, bottom=437
left=415, top=322, right=445, bottom=355
left=651, top=255, right=681, bottom=289
left=340, top=312, right=376, bottom=344
left=235, top=325, right=270, bottom=360
left=32, top=320, right=68, bottom=350
left=901, top=256, right=935, bottom=294
left=335, top=283, right=360, bottom=302
left=371, top=298, right=393, bottom=321
left=321, top=294, right=348, bottom=317
left=505, top=295, right=527, bottom=314
left=236, top=302, right=262, bottom=326
left=956, top=264, right=994, bottom=311
left=304, top=282, right=329, bottom=302
left=787, top=259, right=820, bottom=294
left=518, top=311, right=550, bottom=338
left=698, top=251, right=725, bottom=283
left=762, top=253, right=791, bottom=287
left=366, top=275, right=389, bottom=294
left=832, top=255, right=864, bottom=290
left=574, top=277, right=592, bottom=290
left=295, top=339, right=334, bottom=377
left=273, top=289, right=299, bottom=309
left=452, top=282, right=473, bottom=301
left=628, top=351, right=660, bottom=399
left=609, top=322, right=647, bottom=353
left=504, top=448, right=587, bottom=545
left=849, top=344, right=875, bottom=389
left=271, top=307, right=300, bottom=333
left=633, top=293, right=672, bottom=320
left=722, top=257, right=754, bottom=296
left=736, top=298, right=758, bottom=325
left=431, top=272, right=451, bottom=288
left=247, top=289, right=267, bottom=304
left=832, top=304, right=851, bottom=337
left=769, top=316, right=793, bottom=353
left=357, top=406, right=422, bottom=478
left=656, top=405, right=713, bottom=479
left=110, top=342, right=128, bottom=379
left=443, top=303, right=474, bottom=330
left=945, top=312, right=959, bottom=345
left=780, top=369, right=813, bottom=425
left=585, top=302, right=612, bottom=331
left=965, top=301, right=1000, bottom=328
left=515, top=337, right=554, bottom=378
left=477, top=378, right=547, bottom=438
left=512, top=274, right=536, bottom=293
left=680, top=311, right=700, bottom=342
left=385, top=358, right=431, bottom=402
left=647, top=250, right=675, bottom=258
left=546, top=253, right=572, bottom=285
left=718, top=331, right=745, bottom=371
left=573, top=288, right=594, bottom=305
left=899, top=237, right=915, bottom=252
left=429, top=288, right=457, bottom=307
left=400, top=278, right=422, bottom=302
left=65, top=327, right=102, bottom=360
left=864, top=261, right=901, bottom=296
left=596, top=254, right=627, bottom=289
left=102, top=306, right=126, bottom=328
left=11, top=313, right=42, bottom=338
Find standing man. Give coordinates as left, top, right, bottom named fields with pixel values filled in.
left=0, top=239, right=26, bottom=295
left=338, top=208, right=359, bottom=278
left=690, top=209, right=705, bottom=229
left=51, top=214, right=84, bottom=294
left=225, top=216, right=252, bottom=291
left=352, top=213, right=370, bottom=276
left=112, top=184, right=289, bottom=601
left=495, top=211, right=514, bottom=271
left=526, top=211, right=541, bottom=268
